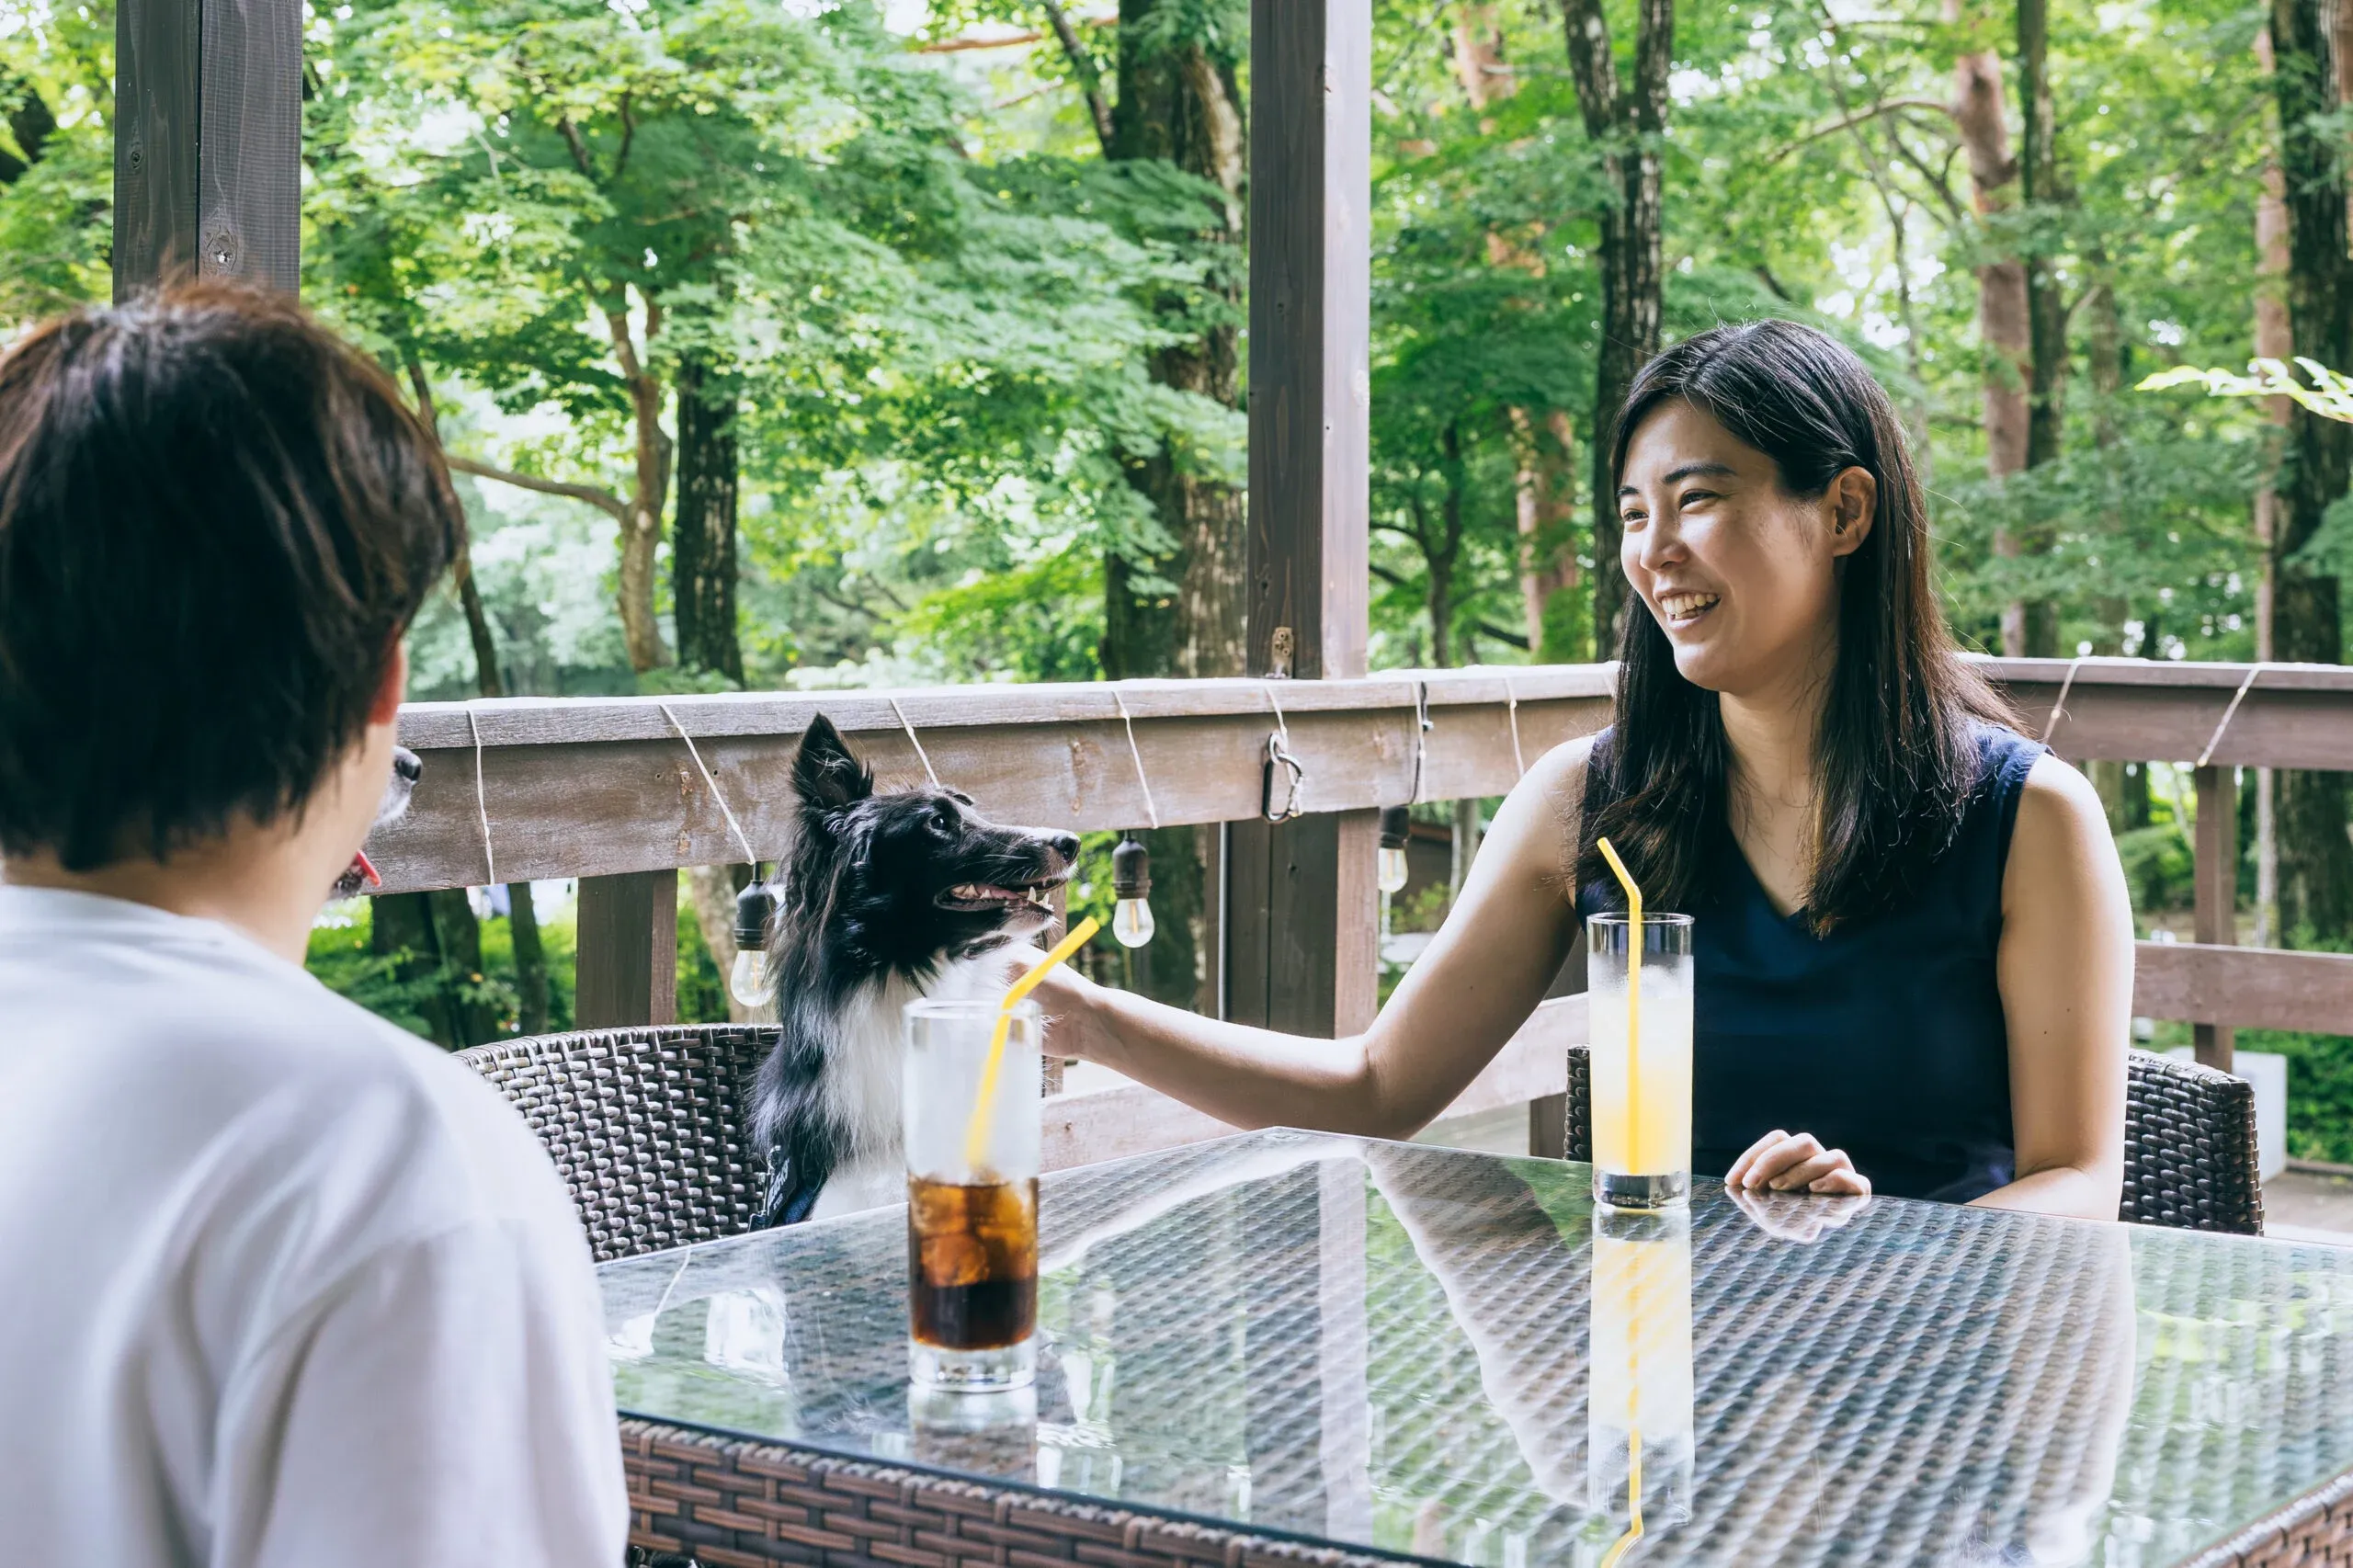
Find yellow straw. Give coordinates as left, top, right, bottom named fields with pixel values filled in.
left=1595, top=835, right=1643, bottom=1157
left=1597, top=1426, right=1645, bottom=1567
left=962, top=915, right=1101, bottom=1169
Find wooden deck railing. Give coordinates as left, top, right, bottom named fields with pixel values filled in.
left=376, top=657, right=2353, bottom=1166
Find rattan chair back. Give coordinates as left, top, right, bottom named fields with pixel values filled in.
left=1561, top=1044, right=2262, bottom=1234
left=456, top=1024, right=773, bottom=1263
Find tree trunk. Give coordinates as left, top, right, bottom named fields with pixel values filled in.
left=371, top=888, right=497, bottom=1048
left=685, top=863, right=756, bottom=1024
left=673, top=356, right=745, bottom=683
left=402, top=352, right=547, bottom=1036
left=2017, top=0, right=2064, bottom=657
left=2268, top=0, right=2353, bottom=943
left=1517, top=411, right=1585, bottom=659
left=1560, top=0, right=1672, bottom=657
left=607, top=302, right=672, bottom=674
left=1946, top=9, right=2033, bottom=654
left=2256, top=26, right=2292, bottom=945
left=1093, top=2, right=1248, bottom=1016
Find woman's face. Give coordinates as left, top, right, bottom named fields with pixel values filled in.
left=1617, top=399, right=1873, bottom=699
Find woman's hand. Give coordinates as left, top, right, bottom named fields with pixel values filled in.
left=1727, top=1186, right=1870, bottom=1244
left=1725, top=1129, right=1872, bottom=1197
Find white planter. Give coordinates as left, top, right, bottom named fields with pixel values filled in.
left=2167, top=1048, right=2288, bottom=1182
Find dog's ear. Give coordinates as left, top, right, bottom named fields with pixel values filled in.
left=792, top=714, right=873, bottom=817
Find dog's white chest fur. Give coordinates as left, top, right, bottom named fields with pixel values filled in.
left=807, top=955, right=1005, bottom=1221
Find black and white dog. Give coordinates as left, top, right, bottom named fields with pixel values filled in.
left=330, top=744, right=424, bottom=898
left=752, top=715, right=1078, bottom=1226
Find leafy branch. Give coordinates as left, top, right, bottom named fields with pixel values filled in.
left=2139, top=358, right=2353, bottom=424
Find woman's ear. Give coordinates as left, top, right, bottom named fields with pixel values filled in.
left=1824, top=467, right=1876, bottom=557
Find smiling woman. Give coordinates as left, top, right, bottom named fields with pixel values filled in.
left=1030, top=319, right=2135, bottom=1225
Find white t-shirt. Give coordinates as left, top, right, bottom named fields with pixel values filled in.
left=0, top=887, right=628, bottom=1567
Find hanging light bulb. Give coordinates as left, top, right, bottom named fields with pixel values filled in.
left=1110, top=831, right=1155, bottom=949
left=730, top=874, right=779, bottom=1007
left=1378, top=805, right=1412, bottom=895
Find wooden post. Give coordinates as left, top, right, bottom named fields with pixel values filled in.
left=575, top=871, right=676, bottom=1030
left=1228, top=0, right=1376, bottom=1036
left=2193, top=765, right=2238, bottom=1070
left=114, top=0, right=302, bottom=297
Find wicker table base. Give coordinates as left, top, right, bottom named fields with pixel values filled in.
left=621, top=1418, right=1390, bottom=1568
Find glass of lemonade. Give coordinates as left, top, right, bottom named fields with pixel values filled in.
left=904, top=998, right=1042, bottom=1392
left=1586, top=912, right=1694, bottom=1210
left=1587, top=1205, right=1695, bottom=1537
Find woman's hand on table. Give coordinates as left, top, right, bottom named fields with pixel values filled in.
left=1726, top=1130, right=1872, bottom=1197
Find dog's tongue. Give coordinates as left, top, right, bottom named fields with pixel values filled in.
left=350, top=850, right=382, bottom=889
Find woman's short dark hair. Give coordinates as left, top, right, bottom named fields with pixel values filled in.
left=0, top=282, right=463, bottom=870
left=1578, top=319, right=2009, bottom=928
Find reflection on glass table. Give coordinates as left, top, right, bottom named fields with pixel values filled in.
left=600, top=1129, right=2353, bottom=1567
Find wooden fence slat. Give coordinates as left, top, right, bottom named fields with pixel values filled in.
left=574, top=871, right=676, bottom=1030
left=2192, top=765, right=2238, bottom=1069
left=2134, top=940, right=2353, bottom=1036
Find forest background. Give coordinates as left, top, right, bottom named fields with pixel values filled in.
left=7, top=0, right=2353, bottom=1160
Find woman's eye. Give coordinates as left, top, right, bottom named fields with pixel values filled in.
left=1620, top=508, right=1648, bottom=528
left=1678, top=490, right=1716, bottom=508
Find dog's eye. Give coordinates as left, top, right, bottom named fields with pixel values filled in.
left=931, top=804, right=957, bottom=835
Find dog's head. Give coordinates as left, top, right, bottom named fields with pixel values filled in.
left=329, top=744, right=422, bottom=900
left=780, top=714, right=1078, bottom=975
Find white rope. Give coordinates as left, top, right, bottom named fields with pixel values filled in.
left=1501, top=673, right=1527, bottom=779
left=658, top=701, right=759, bottom=868
left=1262, top=679, right=1291, bottom=747
left=465, top=705, right=497, bottom=887
left=2195, top=664, right=2269, bottom=770
left=887, top=696, right=941, bottom=788
left=2038, top=656, right=2087, bottom=746
left=1410, top=681, right=1433, bottom=804
left=1112, top=687, right=1161, bottom=830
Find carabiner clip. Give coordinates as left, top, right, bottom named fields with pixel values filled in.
left=1262, top=731, right=1308, bottom=823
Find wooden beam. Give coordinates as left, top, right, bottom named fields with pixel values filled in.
left=1231, top=0, right=1373, bottom=1036
left=2192, top=766, right=2238, bottom=1070
left=114, top=0, right=301, bottom=296
left=1990, top=656, right=2353, bottom=769
left=2133, top=939, right=2353, bottom=1035
left=372, top=680, right=1610, bottom=895
left=574, top=871, right=676, bottom=1029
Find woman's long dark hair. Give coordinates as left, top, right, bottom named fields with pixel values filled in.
left=1576, top=320, right=2010, bottom=929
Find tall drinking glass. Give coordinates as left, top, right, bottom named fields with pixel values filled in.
left=1586, top=912, right=1694, bottom=1210
left=904, top=998, right=1041, bottom=1392
left=1586, top=1205, right=1695, bottom=1553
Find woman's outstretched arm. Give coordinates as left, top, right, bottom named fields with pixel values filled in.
left=1979, top=755, right=2133, bottom=1220
left=1032, top=738, right=1593, bottom=1139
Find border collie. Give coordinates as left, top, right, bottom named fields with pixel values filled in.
left=752, top=715, right=1078, bottom=1226
left=330, top=744, right=424, bottom=899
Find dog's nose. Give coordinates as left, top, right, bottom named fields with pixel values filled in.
left=392, top=747, right=422, bottom=783
left=1049, top=832, right=1080, bottom=864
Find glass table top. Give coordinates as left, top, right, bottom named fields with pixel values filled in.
left=599, top=1130, right=2353, bottom=1567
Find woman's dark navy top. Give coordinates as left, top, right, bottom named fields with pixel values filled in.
left=1574, top=724, right=2042, bottom=1204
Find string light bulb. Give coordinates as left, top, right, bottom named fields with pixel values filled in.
left=1378, top=805, right=1412, bottom=895
left=1110, top=831, right=1155, bottom=949
left=730, top=874, right=779, bottom=1007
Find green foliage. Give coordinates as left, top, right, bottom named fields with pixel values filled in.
left=308, top=897, right=578, bottom=1040
left=676, top=881, right=730, bottom=1025
left=2241, top=1028, right=2353, bottom=1165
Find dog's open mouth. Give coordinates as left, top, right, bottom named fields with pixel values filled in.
left=937, top=878, right=1062, bottom=915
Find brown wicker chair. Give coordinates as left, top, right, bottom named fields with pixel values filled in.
left=1562, top=1043, right=2264, bottom=1234
left=455, top=1025, right=774, bottom=1263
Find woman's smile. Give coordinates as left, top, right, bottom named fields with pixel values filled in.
left=1658, top=590, right=1721, bottom=624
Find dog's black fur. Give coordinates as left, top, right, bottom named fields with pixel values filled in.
left=751, top=715, right=1077, bottom=1226
left=328, top=744, right=422, bottom=899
